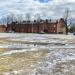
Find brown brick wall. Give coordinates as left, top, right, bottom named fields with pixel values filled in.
left=6, top=18, right=68, bottom=34
left=0, top=25, right=6, bottom=32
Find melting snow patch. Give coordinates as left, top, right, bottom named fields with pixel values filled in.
left=3, top=70, right=23, bottom=75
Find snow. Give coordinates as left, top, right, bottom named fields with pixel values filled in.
left=0, top=33, right=75, bottom=75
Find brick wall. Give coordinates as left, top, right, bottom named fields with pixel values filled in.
left=6, top=18, right=68, bottom=34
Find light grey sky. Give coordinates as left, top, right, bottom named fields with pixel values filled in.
left=0, top=0, right=75, bottom=20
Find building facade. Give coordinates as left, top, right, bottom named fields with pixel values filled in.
left=57, top=18, right=68, bottom=34
left=0, top=25, right=6, bottom=32
left=6, top=18, right=68, bottom=34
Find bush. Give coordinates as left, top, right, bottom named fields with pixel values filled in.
left=69, top=25, right=75, bottom=33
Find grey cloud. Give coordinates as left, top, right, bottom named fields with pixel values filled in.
left=0, top=0, right=75, bottom=20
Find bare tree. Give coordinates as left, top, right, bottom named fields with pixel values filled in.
left=36, top=13, right=41, bottom=22
left=63, top=8, right=69, bottom=24
left=17, top=14, right=23, bottom=23
left=26, top=13, right=31, bottom=21
left=6, top=14, right=15, bottom=24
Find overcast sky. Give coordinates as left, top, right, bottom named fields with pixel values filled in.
left=0, top=0, right=75, bottom=20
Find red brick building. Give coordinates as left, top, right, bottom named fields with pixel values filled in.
left=0, top=25, right=6, bottom=32
left=6, top=18, right=68, bottom=34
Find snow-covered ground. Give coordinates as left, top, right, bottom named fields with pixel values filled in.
left=0, top=33, right=75, bottom=75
